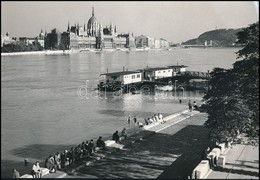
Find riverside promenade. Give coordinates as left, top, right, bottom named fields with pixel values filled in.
left=61, top=110, right=212, bottom=179
left=17, top=109, right=259, bottom=179
left=62, top=110, right=259, bottom=179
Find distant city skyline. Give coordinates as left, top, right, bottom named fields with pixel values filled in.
left=1, top=1, right=259, bottom=43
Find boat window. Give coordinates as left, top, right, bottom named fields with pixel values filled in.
left=132, top=75, right=135, bottom=79
left=137, top=74, right=140, bottom=78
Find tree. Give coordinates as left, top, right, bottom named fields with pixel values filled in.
left=236, top=22, right=259, bottom=60
left=1, top=41, right=44, bottom=53
left=203, top=22, right=259, bottom=146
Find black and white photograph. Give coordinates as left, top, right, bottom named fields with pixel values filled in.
left=1, top=1, right=259, bottom=179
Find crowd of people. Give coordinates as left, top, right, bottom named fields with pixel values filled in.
left=127, top=113, right=165, bottom=129
left=112, top=127, right=129, bottom=143
left=12, top=136, right=110, bottom=178
left=144, top=113, right=164, bottom=125
left=13, top=127, right=132, bottom=178
left=45, top=137, right=108, bottom=171
left=13, top=113, right=168, bottom=178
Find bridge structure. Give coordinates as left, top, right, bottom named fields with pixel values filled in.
left=182, top=40, right=219, bottom=48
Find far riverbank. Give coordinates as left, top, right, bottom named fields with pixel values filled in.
left=1, top=48, right=166, bottom=56
left=1, top=47, right=241, bottom=57
left=1, top=50, right=71, bottom=56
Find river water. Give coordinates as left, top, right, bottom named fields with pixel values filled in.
left=1, top=48, right=240, bottom=177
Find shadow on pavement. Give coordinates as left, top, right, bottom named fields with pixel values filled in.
left=74, top=124, right=211, bottom=179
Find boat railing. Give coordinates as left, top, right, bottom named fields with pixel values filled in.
left=99, top=80, right=123, bottom=86
left=181, top=71, right=210, bottom=77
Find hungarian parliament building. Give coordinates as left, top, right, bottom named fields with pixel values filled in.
left=45, top=7, right=136, bottom=50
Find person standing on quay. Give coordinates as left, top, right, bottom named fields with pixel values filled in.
left=188, top=100, right=192, bottom=112
left=112, top=131, right=120, bottom=143
left=127, top=114, right=131, bottom=126
left=133, top=116, right=137, bottom=124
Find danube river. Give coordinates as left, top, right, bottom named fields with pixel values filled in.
left=1, top=48, right=240, bottom=177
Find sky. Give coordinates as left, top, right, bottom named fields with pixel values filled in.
left=1, top=1, right=259, bottom=43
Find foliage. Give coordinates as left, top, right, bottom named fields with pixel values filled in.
left=203, top=22, right=259, bottom=146
left=1, top=41, right=43, bottom=52
left=236, top=22, right=259, bottom=60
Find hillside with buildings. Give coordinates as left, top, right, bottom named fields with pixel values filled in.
left=182, top=28, right=243, bottom=47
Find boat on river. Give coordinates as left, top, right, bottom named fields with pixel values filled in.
left=98, top=65, right=209, bottom=92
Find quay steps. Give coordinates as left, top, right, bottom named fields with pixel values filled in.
left=19, top=109, right=199, bottom=178
left=145, top=110, right=199, bottom=132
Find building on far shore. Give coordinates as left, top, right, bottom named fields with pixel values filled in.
left=135, top=35, right=169, bottom=49
left=135, top=35, right=154, bottom=49
left=1, top=30, right=45, bottom=51
left=160, top=38, right=169, bottom=49
left=60, top=7, right=135, bottom=50
left=44, top=28, right=62, bottom=50
left=1, top=32, right=16, bottom=47
left=35, top=30, right=45, bottom=47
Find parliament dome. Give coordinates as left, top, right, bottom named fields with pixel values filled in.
left=87, top=16, right=98, bottom=29
left=87, top=7, right=99, bottom=37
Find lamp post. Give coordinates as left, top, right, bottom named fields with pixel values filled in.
left=175, top=80, right=178, bottom=99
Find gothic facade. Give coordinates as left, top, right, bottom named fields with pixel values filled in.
left=65, top=7, right=135, bottom=50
